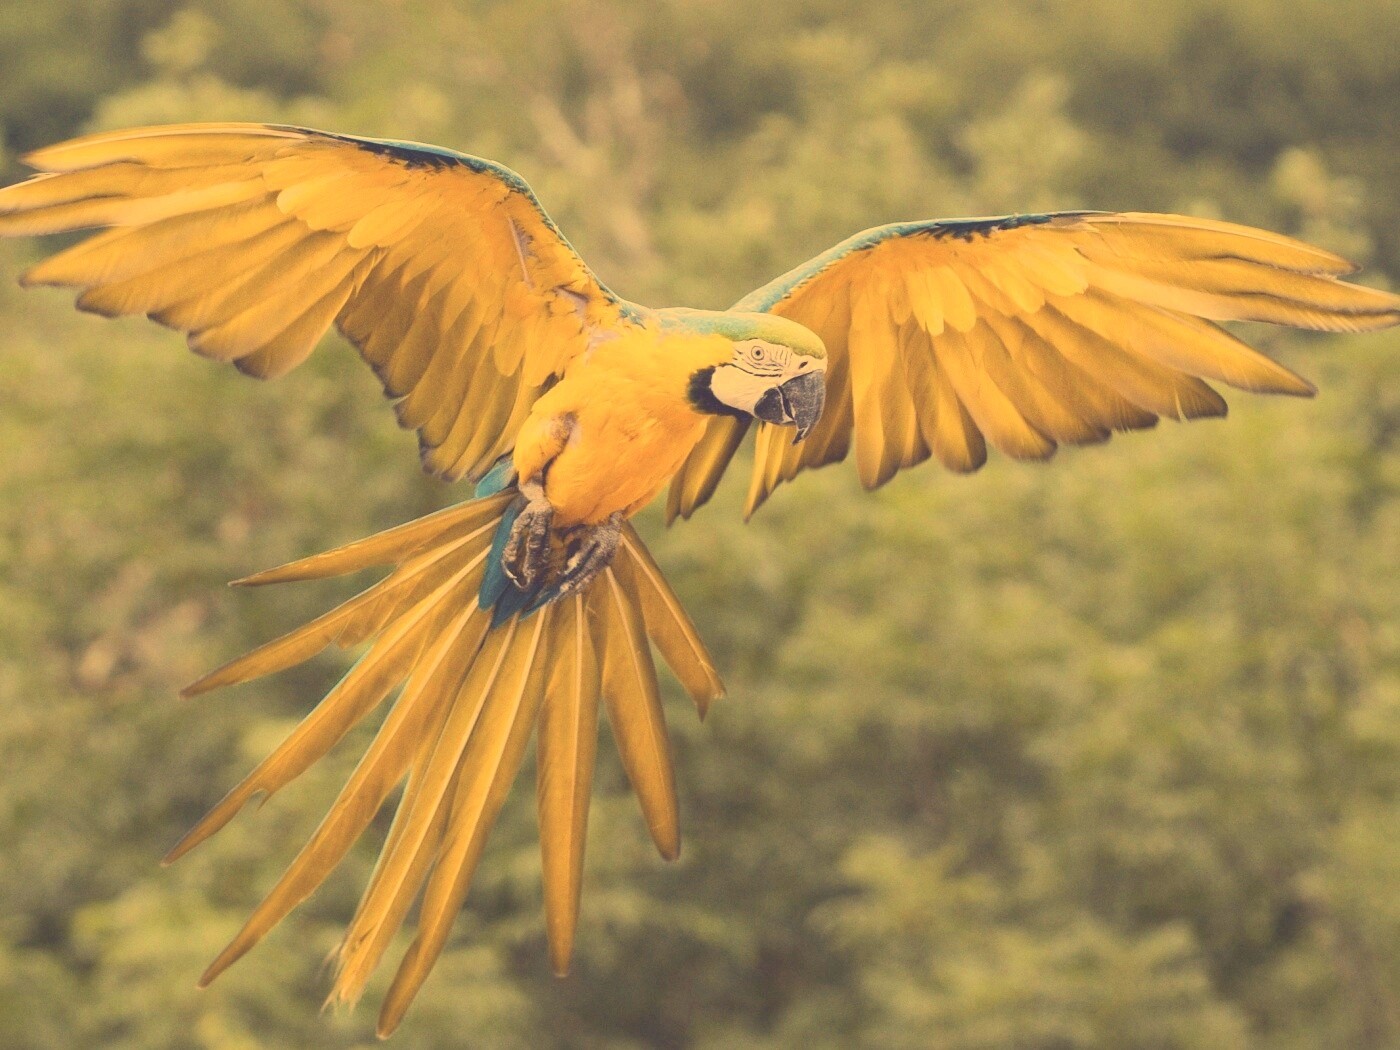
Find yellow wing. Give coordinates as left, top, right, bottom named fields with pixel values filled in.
left=668, top=212, right=1400, bottom=520
left=0, top=122, right=637, bottom=481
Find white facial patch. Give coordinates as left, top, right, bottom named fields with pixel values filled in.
left=709, top=363, right=777, bottom=413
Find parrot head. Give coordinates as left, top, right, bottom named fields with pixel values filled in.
left=682, top=311, right=828, bottom=442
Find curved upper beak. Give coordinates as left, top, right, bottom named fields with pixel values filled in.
left=753, top=368, right=827, bottom=443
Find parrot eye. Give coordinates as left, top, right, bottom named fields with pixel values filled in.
left=734, top=341, right=785, bottom=374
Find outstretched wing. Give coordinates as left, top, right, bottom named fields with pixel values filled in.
left=0, top=122, right=637, bottom=481
left=667, top=212, right=1400, bottom=520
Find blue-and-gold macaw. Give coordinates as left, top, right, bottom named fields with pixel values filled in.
left=3, top=123, right=1397, bottom=1034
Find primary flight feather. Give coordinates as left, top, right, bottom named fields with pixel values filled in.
left=3, top=122, right=1397, bottom=1036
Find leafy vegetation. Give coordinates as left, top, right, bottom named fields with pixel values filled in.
left=2, top=1, right=1398, bottom=1046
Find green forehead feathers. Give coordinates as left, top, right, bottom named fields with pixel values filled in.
left=655, top=308, right=827, bottom=358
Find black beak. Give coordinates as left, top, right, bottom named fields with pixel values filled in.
left=752, top=369, right=826, bottom=443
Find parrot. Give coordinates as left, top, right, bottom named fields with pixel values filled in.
left=2, top=122, right=1398, bottom=1036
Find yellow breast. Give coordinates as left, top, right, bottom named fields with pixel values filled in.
left=515, top=327, right=733, bottom=526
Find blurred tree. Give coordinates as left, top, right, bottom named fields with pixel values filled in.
left=1, top=1, right=1398, bottom=1047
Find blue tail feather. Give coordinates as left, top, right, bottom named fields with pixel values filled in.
left=474, top=455, right=517, bottom=499
left=522, top=581, right=565, bottom=618
left=490, top=572, right=540, bottom=627
left=477, top=492, right=556, bottom=626
left=478, top=496, right=524, bottom=615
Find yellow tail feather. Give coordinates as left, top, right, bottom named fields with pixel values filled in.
left=174, top=495, right=724, bottom=1033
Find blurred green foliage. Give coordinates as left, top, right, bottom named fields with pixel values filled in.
left=2, top=1, right=1399, bottom=1047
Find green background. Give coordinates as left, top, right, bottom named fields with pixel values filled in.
left=2, top=1, right=1399, bottom=1046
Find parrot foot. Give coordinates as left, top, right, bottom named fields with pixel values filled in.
left=554, top=512, right=624, bottom=599
left=502, top=483, right=554, bottom=589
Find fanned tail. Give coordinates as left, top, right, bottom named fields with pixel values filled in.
left=171, top=491, right=724, bottom=1037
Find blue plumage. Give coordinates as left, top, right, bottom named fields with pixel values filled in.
left=474, top=455, right=517, bottom=499
left=476, top=491, right=558, bottom=627
left=477, top=496, right=523, bottom=618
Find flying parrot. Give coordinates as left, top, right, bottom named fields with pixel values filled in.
left=3, top=122, right=1398, bottom=1036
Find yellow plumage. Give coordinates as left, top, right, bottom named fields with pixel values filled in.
left=671, top=209, right=1397, bottom=518
left=535, top=594, right=601, bottom=976
left=164, top=493, right=718, bottom=1036
left=3, top=121, right=1398, bottom=1034
left=4, top=122, right=629, bottom=483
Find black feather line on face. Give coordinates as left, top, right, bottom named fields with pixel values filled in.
left=687, top=366, right=750, bottom=419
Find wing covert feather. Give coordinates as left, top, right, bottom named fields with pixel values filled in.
left=689, top=211, right=1400, bottom=517
left=0, top=122, right=636, bottom=482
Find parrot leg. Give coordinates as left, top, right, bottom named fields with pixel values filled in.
left=502, top=480, right=554, bottom=588
left=555, top=512, right=625, bottom=599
